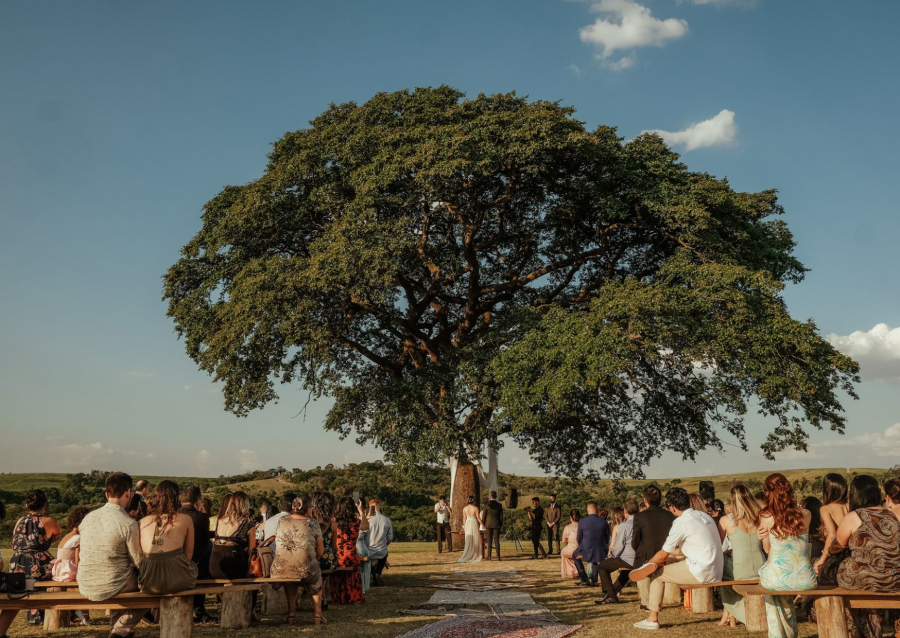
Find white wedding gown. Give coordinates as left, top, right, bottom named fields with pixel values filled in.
left=457, top=515, right=483, bottom=563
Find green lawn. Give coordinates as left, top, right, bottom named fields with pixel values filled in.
left=2, top=542, right=823, bottom=638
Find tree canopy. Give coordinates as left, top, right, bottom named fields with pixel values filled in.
left=163, top=86, right=858, bottom=478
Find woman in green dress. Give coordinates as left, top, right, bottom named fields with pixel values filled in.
left=719, top=485, right=767, bottom=627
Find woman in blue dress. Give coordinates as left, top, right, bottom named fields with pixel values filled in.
left=758, top=473, right=816, bottom=638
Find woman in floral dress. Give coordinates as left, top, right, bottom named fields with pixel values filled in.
left=9, top=490, right=62, bottom=625
left=758, top=473, right=816, bottom=638
left=330, top=497, right=368, bottom=604
left=270, top=494, right=325, bottom=625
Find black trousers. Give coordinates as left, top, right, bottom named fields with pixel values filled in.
left=546, top=524, right=560, bottom=553
left=436, top=522, right=453, bottom=552
left=530, top=527, right=546, bottom=557
left=373, top=556, right=388, bottom=577
left=574, top=558, right=599, bottom=585
left=594, top=556, right=633, bottom=596
left=486, top=528, right=501, bottom=559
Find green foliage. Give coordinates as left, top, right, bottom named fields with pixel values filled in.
left=164, top=86, right=858, bottom=479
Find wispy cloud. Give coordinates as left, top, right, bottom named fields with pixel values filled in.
left=812, top=423, right=900, bottom=460
left=580, top=0, right=688, bottom=70
left=238, top=449, right=258, bottom=472
left=643, top=109, right=737, bottom=151
left=828, top=323, right=900, bottom=385
left=196, top=449, right=213, bottom=473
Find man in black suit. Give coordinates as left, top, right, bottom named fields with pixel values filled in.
left=482, top=491, right=504, bottom=560
left=546, top=494, right=562, bottom=554
left=178, top=485, right=211, bottom=621
left=526, top=497, right=548, bottom=559
left=630, top=485, right=675, bottom=611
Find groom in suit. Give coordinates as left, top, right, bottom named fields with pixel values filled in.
left=483, top=491, right=503, bottom=561
left=574, top=501, right=611, bottom=587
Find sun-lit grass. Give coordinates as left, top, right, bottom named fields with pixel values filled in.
left=3, top=542, right=827, bottom=637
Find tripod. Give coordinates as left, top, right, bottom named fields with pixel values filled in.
left=503, top=509, right=525, bottom=552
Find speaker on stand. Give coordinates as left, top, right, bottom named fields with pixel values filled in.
left=503, top=487, right=524, bottom=552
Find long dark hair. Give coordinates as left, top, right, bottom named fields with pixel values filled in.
left=310, top=491, right=335, bottom=526
left=849, top=475, right=881, bottom=511
left=801, top=496, right=822, bottom=539
left=822, top=473, right=848, bottom=505
left=147, top=480, right=181, bottom=531
left=66, top=507, right=91, bottom=531
left=762, top=473, right=805, bottom=538
left=26, top=489, right=48, bottom=513
left=334, top=497, right=359, bottom=536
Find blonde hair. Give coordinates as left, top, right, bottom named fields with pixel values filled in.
left=222, top=491, right=250, bottom=524
left=729, top=485, right=761, bottom=526
left=689, top=493, right=706, bottom=512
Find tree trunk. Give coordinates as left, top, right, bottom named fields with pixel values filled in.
left=43, top=587, right=70, bottom=630
left=814, top=596, right=849, bottom=638
left=663, top=582, right=682, bottom=606
left=450, top=459, right=480, bottom=534
left=220, top=588, right=252, bottom=630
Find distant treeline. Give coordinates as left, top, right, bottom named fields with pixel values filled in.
left=3, top=463, right=899, bottom=546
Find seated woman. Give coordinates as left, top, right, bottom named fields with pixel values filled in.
left=330, top=497, right=368, bottom=605
left=270, top=494, right=325, bottom=625
left=50, top=507, right=91, bottom=626
left=830, top=475, right=900, bottom=638
left=138, top=480, right=199, bottom=594
left=719, top=485, right=766, bottom=628
left=560, top=509, right=581, bottom=579
left=9, top=489, right=62, bottom=625
left=209, top=491, right=258, bottom=620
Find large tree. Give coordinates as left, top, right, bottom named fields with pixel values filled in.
left=163, top=87, right=858, bottom=478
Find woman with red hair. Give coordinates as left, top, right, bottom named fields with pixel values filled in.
left=757, top=473, right=816, bottom=637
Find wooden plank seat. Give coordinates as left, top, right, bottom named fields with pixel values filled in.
left=735, top=585, right=900, bottom=638
left=664, top=580, right=765, bottom=631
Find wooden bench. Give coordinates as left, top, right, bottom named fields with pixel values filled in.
left=735, top=585, right=900, bottom=638
left=681, top=580, right=765, bottom=631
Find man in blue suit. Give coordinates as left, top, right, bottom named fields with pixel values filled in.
left=574, top=501, right=611, bottom=587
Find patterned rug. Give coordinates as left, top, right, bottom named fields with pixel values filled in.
left=398, top=616, right=582, bottom=638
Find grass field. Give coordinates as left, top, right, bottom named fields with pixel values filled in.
left=2, top=542, right=823, bottom=638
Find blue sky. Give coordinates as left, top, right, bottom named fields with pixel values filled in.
left=1, top=0, right=899, bottom=479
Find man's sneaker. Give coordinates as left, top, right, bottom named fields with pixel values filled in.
left=629, top=562, right=658, bottom=582
left=633, top=620, right=660, bottom=630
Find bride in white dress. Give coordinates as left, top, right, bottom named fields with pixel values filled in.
left=457, top=496, right=484, bottom=563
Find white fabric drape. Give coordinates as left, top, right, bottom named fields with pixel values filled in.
left=449, top=443, right=498, bottom=506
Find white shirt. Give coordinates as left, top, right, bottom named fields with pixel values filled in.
left=78, top=503, right=143, bottom=601
left=435, top=502, right=451, bottom=523
left=661, top=508, right=724, bottom=583
left=264, top=511, right=289, bottom=541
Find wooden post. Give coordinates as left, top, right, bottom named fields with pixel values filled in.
left=43, top=586, right=71, bottom=630
left=220, top=588, right=252, bottom=630
left=160, top=596, right=193, bottom=638
left=744, top=593, right=767, bottom=632
left=692, top=587, right=714, bottom=614
left=814, top=596, right=850, bottom=638
left=450, top=460, right=480, bottom=534
left=262, top=584, right=288, bottom=616
left=663, top=582, right=682, bottom=606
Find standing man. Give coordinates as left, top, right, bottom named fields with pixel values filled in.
left=630, top=485, right=675, bottom=611
left=483, top=491, right=503, bottom=561
left=178, top=485, right=211, bottom=622
left=434, top=495, right=453, bottom=553
left=594, top=498, right=638, bottom=604
left=368, top=499, right=394, bottom=586
left=546, top=494, right=561, bottom=554
left=78, top=472, right=148, bottom=637
left=574, top=501, right=611, bottom=587
left=526, top=497, right=548, bottom=559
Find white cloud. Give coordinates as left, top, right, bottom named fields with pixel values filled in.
left=568, top=63, right=584, bottom=76
left=146, top=452, right=157, bottom=459
left=580, top=0, right=688, bottom=67
left=238, top=449, right=259, bottom=472
left=60, top=442, right=116, bottom=467
left=812, top=423, right=900, bottom=460
left=195, top=449, right=212, bottom=473
left=184, top=385, right=192, bottom=390
left=606, top=54, right=637, bottom=71
left=644, top=109, right=737, bottom=151
left=828, top=323, right=900, bottom=384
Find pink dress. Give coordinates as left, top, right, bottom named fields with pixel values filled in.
left=560, top=522, right=580, bottom=578
left=51, top=534, right=80, bottom=582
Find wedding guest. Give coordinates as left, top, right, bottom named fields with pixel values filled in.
left=483, top=491, right=503, bottom=561
left=210, top=491, right=258, bottom=621
left=526, top=497, right=548, bottom=559
left=574, top=501, right=611, bottom=587
left=270, top=494, right=325, bottom=625
left=311, top=492, right=338, bottom=593
left=9, top=489, right=62, bottom=625
left=630, top=487, right=724, bottom=631
left=367, top=499, right=393, bottom=586
left=719, top=485, right=766, bottom=627
left=560, top=509, right=581, bottom=579
left=631, top=486, right=675, bottom=612
left=78, top=472, right=148, bottom=638
left=546, top=494, right=562, bottom=554
left=594, top=499, right=637, bottom=604
left=135, top=480, right=151, bottom=498
left=435, top=495, right=453, bottom=553
left=356, top=496, right=372, bottom=593
left=830, top=475, right=900, bottom=638
left=757, top=473, right=816, bottom=638
left=330, top=497, right=368, bottom=604
left=52, top=507, right=90, bottom=582
left=178, top=485, right=212, bottom=622
left=755, top=491, right=766, bottom=508
left=689, top=493, right=707, bottom=512
left=801, top=496, right=824, bottom=561
left=138, top=480, right=198, bottom=594
left=885, top=478, right=900, bottom=518
left=814, top=473, right=849, bottom=574
left=264, top=493, right=296, bottom=546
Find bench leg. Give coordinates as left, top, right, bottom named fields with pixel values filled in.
left=160, top=596, right=193, bottom=638
left=692, top=587, right=714, bottom=614
left=663, top=582, right=682, bottom=606
left=744, top=593, right=767, bottom=632
left=262, top=584, right=288, bottom=616
left=43, top=586, right=71, bottom=630
left=814, top=596, right=849, bottom=638
left=220, top=588, right=252, bottom=630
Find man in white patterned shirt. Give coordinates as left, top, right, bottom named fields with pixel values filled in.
left=78, top=472, right=147, bottom=637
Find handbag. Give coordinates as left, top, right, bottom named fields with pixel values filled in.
left=0, top=572, right=30, bottom=599
left=249, top=547, right=265, bottom=578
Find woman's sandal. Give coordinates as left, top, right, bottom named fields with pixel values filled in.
left=314, top=614, right=328, bottom=625
left=287, top=614, right=296, bottom=626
